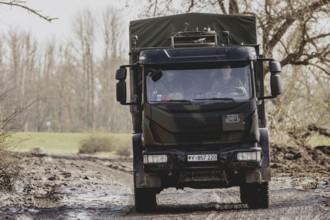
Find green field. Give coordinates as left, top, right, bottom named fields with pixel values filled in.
left=6, top=132, right=329, bottom=155
left=8, top=132, right=131, bottom=155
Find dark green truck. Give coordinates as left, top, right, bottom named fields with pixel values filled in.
left=115, top=13, right=282, bottom=211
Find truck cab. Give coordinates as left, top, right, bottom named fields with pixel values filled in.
left=115, top=13, right=282, bottom=211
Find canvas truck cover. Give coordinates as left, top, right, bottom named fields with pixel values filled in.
left=130, top=13, right=257, bottom=49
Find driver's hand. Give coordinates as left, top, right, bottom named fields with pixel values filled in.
left=169, top=92, right=184, bottom=99
left=235, top=86, right=247, bottom=95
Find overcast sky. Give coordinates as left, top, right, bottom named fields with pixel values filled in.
left=0, top=0, right=136, bottom=43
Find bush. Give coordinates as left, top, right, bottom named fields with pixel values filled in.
left=79, top=135, right=115, bottom=154
left=116, top=146, right=131, bottom=157
left=78, top=134, right=131, bottom=157
left=0, top=131, right=19, bottom=192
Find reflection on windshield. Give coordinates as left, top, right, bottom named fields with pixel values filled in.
left=147, top=65, right=251, bottom=103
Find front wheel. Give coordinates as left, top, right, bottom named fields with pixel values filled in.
left=134, top=187, right=157, bottom=212
left=240, top=182, right=269, bottom=209
left=132, top=133, right=157, bottom=212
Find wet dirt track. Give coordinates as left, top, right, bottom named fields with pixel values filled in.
left=0, top=153, right=329, bottom=220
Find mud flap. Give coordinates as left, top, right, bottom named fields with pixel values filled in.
left=246, top=170, right=261, bottom=183
left=246, top=167, right=271, bottom=183
left=135, top=172, right=161, bottom=188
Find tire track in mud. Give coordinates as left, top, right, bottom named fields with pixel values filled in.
left=124, top=179, right=329, bottom=219
left=1, top=154, right=329, bottom=219
left=0, top=154, right=135, bottom=219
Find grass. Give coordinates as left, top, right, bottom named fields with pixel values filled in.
left=9, top=132, right=328, bottom=156
left=308, top=134, right=330, bottom=148
left=8, top=132, right=131, bottom=155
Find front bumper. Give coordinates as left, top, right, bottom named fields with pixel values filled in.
left=143, top=147, right=262, bottom=173
left=136, top=145, right=270, bottom=189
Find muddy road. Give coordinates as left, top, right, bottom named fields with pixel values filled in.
left=0, top=151, right=329, bottom=220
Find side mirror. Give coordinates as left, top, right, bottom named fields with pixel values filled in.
left=116, top=67, right=127, bottom=104
left=269, top=60, right=281, bottom=74
left=116, top=68, right=127, bottom=80
left=116, top=81, right=127, bottom=103
left=269, top=60, right=282, bottom=97
left=271, top=74, right=282, bottom=97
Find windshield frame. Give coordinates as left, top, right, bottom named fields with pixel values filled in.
left=144, top=62, right=254, bottom=104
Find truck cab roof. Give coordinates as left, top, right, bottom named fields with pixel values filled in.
left=139, top=46, right=258, bottom=65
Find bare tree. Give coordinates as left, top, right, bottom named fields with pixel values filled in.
left=4, top=29, right=38, bottom=131
left=0, top=0, right=58, bottom=183
left=98, top=7, right=131, bottom=132
left=31, top=41, right=57, bottom=131
left=0, top=0, right=56, bottom=132
left=72, top=10, right=97, bottom=130
left=52, top=44, right=81, bottom=132
left=138, top=0, right=330, bottom=75
left=0, top=7, right=131, bottom=133
left=254, top=0, right=330, bottom=75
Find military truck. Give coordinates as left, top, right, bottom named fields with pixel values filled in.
left=115, top=13, right=282, bottom=211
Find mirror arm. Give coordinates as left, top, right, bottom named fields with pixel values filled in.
left=116, top=62, right=140, bottom=105
left=120, top=62, right=139, bottom=69
left=121, top=102, right=138, bottom=105
left=258, top=96, right=276, bottom=100
left=257, top=58, right=274, bottom=62
left=257, top=58, right=276, bottom=75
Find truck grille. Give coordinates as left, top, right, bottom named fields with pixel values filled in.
left=150, top=122, right=243, bottom=144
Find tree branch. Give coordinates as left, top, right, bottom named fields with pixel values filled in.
left=1, top=99, right=37, bottom=130
left=229, top=0, right=239, bottom=14
left=0, top=0, right=57, bottom=22
left=187, top=0, right=194, bottom=12
left=268, top=0, right=329, bottom=50
left=216, top=0, right=227, bottom=14
left=310, top=63, right=330, bottom=75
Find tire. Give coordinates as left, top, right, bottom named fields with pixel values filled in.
left=134, top=187, right=157, bottom=212
left=241, top=182, right=269, bottom=209
left=132, top=133, right=157, bottom=212
left=240, top=184, right=249, bottom=204
left=259, top=128, right=270, bottom=167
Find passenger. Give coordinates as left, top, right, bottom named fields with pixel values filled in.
left=150, top=71, right=184, bottom=101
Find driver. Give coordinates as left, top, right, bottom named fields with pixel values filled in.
left=210, top=64, right=247, bottom=97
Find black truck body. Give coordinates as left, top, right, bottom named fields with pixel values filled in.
left=115, top=13, right=282, bottom=211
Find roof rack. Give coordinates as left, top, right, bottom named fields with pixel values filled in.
left=170, top=31, right=218, bottom=48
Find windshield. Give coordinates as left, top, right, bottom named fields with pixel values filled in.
left=146, top=65, right=252, bottom=103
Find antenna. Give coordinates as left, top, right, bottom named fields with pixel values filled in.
left=131, top=35, right=138, bottom=50
left=222, top=31, right=230, bottom=46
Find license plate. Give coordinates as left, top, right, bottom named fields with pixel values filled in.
left=187, top=154, right=217, bottom=162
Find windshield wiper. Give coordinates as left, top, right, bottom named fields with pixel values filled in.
left=193, top=97, right=235, bottom=102
left=167, top=99, right=193, bottom=104
left=150, top=99, right=193, bottom=104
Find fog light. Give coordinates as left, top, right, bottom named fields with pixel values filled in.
left=143, top=155, right=168, bottom=164
left=237, top=151, right=261, bottom=161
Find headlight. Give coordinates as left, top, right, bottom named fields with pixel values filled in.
left=237, top=151, right=261, bottom=161
left=143, top=154, right=168, bottom=164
